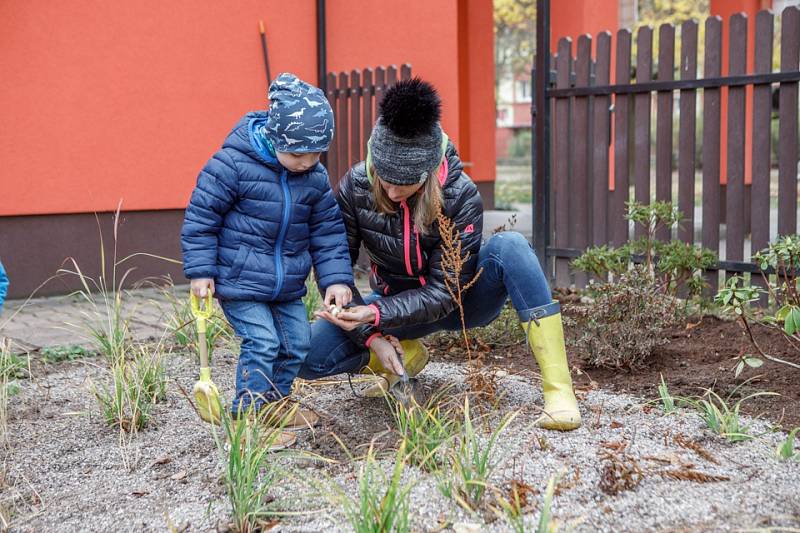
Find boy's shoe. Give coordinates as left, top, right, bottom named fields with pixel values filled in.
left=261, top=429, right=297, bottom=450
left=224, top=423, right=297, bottom=453
left=260, top=400, right=320, bottom=430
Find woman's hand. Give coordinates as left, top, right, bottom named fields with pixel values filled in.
left=190, top=278, right=215, bottom=298
left=369, top=335, right=406, bottom=376
left=323, top=283, right=352, bottom=310
left=315, top=304, right=376, bottom=330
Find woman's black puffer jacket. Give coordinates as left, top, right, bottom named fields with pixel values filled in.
left=336, top=142, right=483, bottom=345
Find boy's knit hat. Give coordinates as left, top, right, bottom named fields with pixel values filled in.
left=368, top=78, right=443, bottom=185
left=265, top=73, right=334, bottom=153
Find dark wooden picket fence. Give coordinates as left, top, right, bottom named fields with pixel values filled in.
left=533, top=7, right=800, bottom=293
left=324, top=64, right=412, bottom=182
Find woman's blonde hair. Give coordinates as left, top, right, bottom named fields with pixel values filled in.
left=371, top=164, right=443, bottom=235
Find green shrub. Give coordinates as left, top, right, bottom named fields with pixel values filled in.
left=570, top=266, right=680, bottom=369
left=573, top=201, right=716, bottom=298
left=570, top=202, right=716, bottom=368
left=714, top=236, right=800, bottom=375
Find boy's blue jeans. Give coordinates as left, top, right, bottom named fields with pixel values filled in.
left=298, top=232, right=558, bottom=380
left=220, top=298, right=310, bottom=413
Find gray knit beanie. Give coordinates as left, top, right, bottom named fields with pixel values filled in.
left=368, top=78, right=444, bottom=185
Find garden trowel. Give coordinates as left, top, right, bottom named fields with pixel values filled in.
left=389, top=355, right=423, bottom=408
left=191, top=292, right=221, bottom=424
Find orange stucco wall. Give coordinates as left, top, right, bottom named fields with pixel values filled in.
left=457, top=0, right=497, bottom=184
left=551, top=0, right=619, bottom=52
left=551, top=0, right=619, bottom=189
left=0, top=0, right=495, bottom=217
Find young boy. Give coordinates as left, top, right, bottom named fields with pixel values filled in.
left=181, top=73, right=353, bottom=443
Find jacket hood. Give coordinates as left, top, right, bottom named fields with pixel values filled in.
left=222, top=112, right=280, bottom=169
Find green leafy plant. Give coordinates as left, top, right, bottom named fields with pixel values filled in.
left=715, top=274, right=800, bottom=374
left=570, top=202, right=716, bottom=369
left=302, top=276, right=323, bottom=322
left=390, top=387, right=460, bottom=472
left=776, top=428, right=799, bottom=461
left=213, top=403, right=293, bottom=532
left=685, top=385, right=776, bottom=442
left=336, top=443, right=414, bottom=533
left=658, top=374, right=677, bottom=414
left=93, top=344, right=167, bottom=432
left=437, top=397, right=517, bottom=512
left=571, top=244, right=628, bottom=279
left=573, top=201, right=716, bottom=297
left=40, top=345, right=95, bottom=364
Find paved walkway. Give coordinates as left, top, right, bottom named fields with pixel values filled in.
left=0, top=206, right=533, bottom=355
left=0, top=286, right=182, bottom=354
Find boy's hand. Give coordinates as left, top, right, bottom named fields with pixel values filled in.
left=324, top=284, right=352, bottom=310
left=191, top=278, right=215, bottom=298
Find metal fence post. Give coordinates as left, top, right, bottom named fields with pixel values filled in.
left=533, top=0, right=552, bottom=282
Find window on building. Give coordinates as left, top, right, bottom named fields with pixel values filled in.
left=515, top=79, right=531, bottom=102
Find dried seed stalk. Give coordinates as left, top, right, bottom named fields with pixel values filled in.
left=435, top=201, right=494, bottom=398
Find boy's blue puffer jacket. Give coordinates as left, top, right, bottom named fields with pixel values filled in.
left=0, top=260, right=8, bottom=311
left=181, top=112, right=353, bottom=302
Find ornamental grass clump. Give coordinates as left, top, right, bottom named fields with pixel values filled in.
left=437, top=397, right=517, bottom=512
left=390, top=386, right=460, bottom=472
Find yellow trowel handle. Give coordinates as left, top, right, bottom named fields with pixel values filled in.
left=190, top=292, right=214, bottom=321
left=190, top=292, right=213, bottom=370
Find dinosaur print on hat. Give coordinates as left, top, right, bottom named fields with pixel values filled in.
left=265, top=73, right=334, bottom=153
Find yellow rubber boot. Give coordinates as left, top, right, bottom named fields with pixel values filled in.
left=524, top=313, right=582, bottom=430
left=362, top=339, right=430, bottom=397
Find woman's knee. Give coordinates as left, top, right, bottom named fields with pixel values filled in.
left=485, top=232, right=539, bottom=266
left=298, top=320, right=364, bottom=379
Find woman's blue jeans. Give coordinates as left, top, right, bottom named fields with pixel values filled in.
left=220, top=299, right=311, bottom=413
left=298, top=231, right=558, bottom=380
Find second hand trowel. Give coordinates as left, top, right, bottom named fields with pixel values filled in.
left=388, top=353, right=423, bottom=408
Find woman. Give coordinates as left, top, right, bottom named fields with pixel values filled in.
left=298, top=78, right=580, bottom=430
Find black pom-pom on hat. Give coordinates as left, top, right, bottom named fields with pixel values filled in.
left=379, top=78, right=441, bottom=138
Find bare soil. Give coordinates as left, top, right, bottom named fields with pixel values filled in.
left=431, top=309, right=800, bottom=429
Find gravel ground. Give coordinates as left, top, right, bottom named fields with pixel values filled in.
left=3, top=347, right=799, bottom=532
